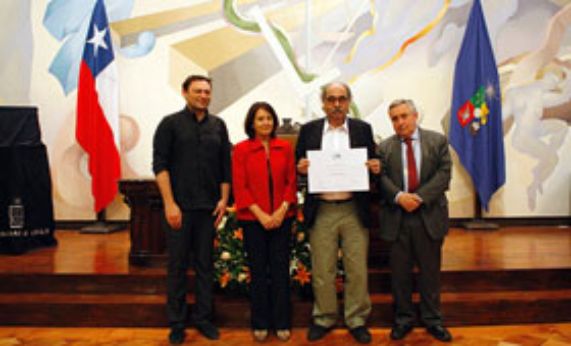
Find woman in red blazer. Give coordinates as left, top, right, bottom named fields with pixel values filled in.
left=232, top=102, right=297, bottom=342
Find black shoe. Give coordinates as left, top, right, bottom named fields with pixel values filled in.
left=307, top=324, right=332, bottom=341
left=195, top=322, right=220, bottom=340
left=168, top=328, right=186, bottom=345
left=349, top=326, right=372, bottom=344
left=390, top=324, right=413, bottom=340
left=426, top=325, right=452, bottom=342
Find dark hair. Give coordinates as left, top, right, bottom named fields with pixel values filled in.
left=244, top=102, right=279, bottom=139
left=321, top=82, right=352, bottom=102
left=181, top=75, right=212, bottom=91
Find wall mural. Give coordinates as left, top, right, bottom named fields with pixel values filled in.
left=0, top=0, right=569, bottom=219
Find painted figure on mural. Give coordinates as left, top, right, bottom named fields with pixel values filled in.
left=503, top=68, right=569, bottom=210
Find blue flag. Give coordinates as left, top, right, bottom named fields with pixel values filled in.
left=450, top=0, right=505, bottom=211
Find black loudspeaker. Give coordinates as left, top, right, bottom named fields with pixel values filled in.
left=0, top=106, right=56, bottom=254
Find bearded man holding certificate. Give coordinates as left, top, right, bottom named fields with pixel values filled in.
left=295, top=82, right=381, bottom=344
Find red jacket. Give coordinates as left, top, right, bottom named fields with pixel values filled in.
left=232, top=138, right=297, bottom=221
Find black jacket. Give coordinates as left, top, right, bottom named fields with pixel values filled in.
left=295, top=117, right=378, bottom=228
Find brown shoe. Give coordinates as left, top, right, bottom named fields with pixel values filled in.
left=276, top=329, right=291, bottom=341
left=253, top=329, right=268, bottom=342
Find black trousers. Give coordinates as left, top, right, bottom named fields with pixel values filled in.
left=166, top=210, right=215, bottom=329
left=242, top=217, right=292, bottom=330
left=390, top=212, right=444, bottom=327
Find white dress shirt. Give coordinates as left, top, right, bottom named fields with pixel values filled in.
left=320, top=119, right=352, bottom=201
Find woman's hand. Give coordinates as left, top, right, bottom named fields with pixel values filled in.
left=258, top=211, right=277, bottom=230
left=270, top=202, right=289, bottom=228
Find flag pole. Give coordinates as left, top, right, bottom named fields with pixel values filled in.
left=462, top=193, right=499, bottom=230
left=80, top=209, right=123, bottom=234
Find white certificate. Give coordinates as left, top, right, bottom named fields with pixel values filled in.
left=307, top=148, right=369, bottom=193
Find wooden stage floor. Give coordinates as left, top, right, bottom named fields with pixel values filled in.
left=0, top=226, right=570, bottom=345
left=1, top=324, right=571, bottom=346
left=1, top=226, right=569, bottom=274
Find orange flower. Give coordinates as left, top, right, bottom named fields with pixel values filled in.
left=297, top=209, right=304, bottom=222
left=219, top=271, right=231, bottom=288
left=234, top=228, right=243, bottom=241
left=294, top=264, right=311, bottom=286
left=238, top=272, right=248, bottom=282
left=213, top=238, right=219, bottom=249
left=242, top=266, right=252, bottom=283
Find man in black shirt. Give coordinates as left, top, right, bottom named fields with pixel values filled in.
left=153, top=75, right=231, bottom=344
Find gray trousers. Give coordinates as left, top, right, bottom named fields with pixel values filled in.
left=309, top=201, right=371, bottom=329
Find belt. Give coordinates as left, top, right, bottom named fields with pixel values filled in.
left=320, top=198, right=353, bottom=204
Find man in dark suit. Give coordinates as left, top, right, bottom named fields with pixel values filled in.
left=296, top=82, right=380, bottom=344
left=378, top=99, right=452, bottom=342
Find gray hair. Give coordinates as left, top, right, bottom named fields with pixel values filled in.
left=388, top=99, right=417, bottom=114
left=321, top=82, right=352, bottom=101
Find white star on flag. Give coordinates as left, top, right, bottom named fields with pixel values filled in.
left=87, top=25, right=108, bottom=56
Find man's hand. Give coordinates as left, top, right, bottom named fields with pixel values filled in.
left=366, top=159, right=381, bottom=174
left=297, top=158, right=310, bottom=175
left=165, top=201, right=182, bottom=230
left=212, top=199, right=227, bottom=228
left=397, top=193, right=422, bottom=213
left=156, top=171, right=182, bottom=230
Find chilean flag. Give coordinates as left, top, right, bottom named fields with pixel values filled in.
left=76, top=0, right=121, bottom=213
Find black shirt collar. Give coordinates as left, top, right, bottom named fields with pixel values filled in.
left=184, top=106, right=209, bottom=123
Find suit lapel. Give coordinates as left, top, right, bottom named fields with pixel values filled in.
left=309, top=118, right=325, bottom=150
left=390, top=136, right=404, bottom=189
left=348, top=118, right=356, bottom=148
left=419, top=128, right=430, bottom=183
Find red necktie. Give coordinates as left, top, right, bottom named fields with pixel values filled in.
left=405, top=138, right=419, bottom=192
